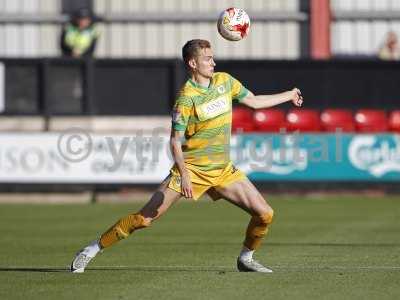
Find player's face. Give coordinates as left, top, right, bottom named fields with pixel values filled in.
left=193, top=48, right=216, bottom=79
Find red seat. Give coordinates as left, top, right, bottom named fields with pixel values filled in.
left=321, top=109, right=355, bottom=132
left=232, top=106, right=255, bottom=132
left=354, top=109, right=388, bottom=132
left=388, top=110, right=400, bottom=132
left=286, top=109, right=321, bottom=132
left=253, top=109, right=286, bottom=132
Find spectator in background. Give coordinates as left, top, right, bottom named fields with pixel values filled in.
left=60, top=8, right=99, bottom=58
left=378, top=31, right=400, bottom=60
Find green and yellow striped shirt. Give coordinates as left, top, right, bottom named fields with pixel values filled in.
left=172, top=72, right=249, bottom=171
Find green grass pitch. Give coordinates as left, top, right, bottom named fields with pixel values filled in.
left=0, top=195, right=399, bottom=300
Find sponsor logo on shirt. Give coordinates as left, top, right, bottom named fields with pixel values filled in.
left=198, top=96, right=229, bottom=120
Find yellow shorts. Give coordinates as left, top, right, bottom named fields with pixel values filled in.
left=167, top=161, right=247, bottom=200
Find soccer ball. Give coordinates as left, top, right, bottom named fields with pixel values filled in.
left=217, top=7, right=250, bottom=41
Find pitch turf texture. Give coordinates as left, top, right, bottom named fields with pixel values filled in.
left=0, top=196, right=399, bottom=300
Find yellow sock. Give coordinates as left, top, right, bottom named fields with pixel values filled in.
left=99, top=213, right=148, bottom=249
left=243, top=211, right=274, bottom=250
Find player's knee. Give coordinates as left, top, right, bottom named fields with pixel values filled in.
left=243, top=210, right=274, bottom=250
left=259, top=209, right=274, bottom=225
left=248, top=211, right=273, bottom=236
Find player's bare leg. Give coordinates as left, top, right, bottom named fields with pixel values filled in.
left=70, top=178, right=181, bottom=273
left=215, top=178, right=274, bottom=273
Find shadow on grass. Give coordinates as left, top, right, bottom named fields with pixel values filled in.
left=0, top=267, right=68, bottom=273
left=0, top=266, right=235, bottom=273
left=89, top=267, right=236, bottom=273
left=1, top=265, right=398, bottom=274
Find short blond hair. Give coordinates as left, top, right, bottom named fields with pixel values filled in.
left=182, top=39, right=211, bottom=66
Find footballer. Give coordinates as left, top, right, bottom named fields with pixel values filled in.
left=71, top=39, right=303, bottom=273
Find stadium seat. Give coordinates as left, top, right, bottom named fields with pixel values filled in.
left=286, top=109, right=321, bottom=132
left=354, top=109, right=388, bottom=132
left=320, top=109, right=355, bottom=132
left=388, top=110, right=400, bottom=132
left=232, top=106, right=255, bottom=132
left=253, top=109, right=286, bottom=132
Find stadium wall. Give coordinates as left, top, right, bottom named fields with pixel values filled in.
left=0, top=58, right=399, bottom=115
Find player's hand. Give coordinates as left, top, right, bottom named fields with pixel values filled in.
left=291, top=88, right=303, bottom=107
left=181, top=173, right=193, bottom=198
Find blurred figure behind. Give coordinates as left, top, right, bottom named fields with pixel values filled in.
left=378, top=31, right=400, bottom=60
left=60, top=8, right=99, bottom=58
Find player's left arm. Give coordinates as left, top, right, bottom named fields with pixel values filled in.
left=240, top=88, right=303, bottom=109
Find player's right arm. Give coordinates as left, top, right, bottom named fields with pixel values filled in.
left=170, top=93, right=194, bottom=198
left=170, top=129, right=193, bottom=198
